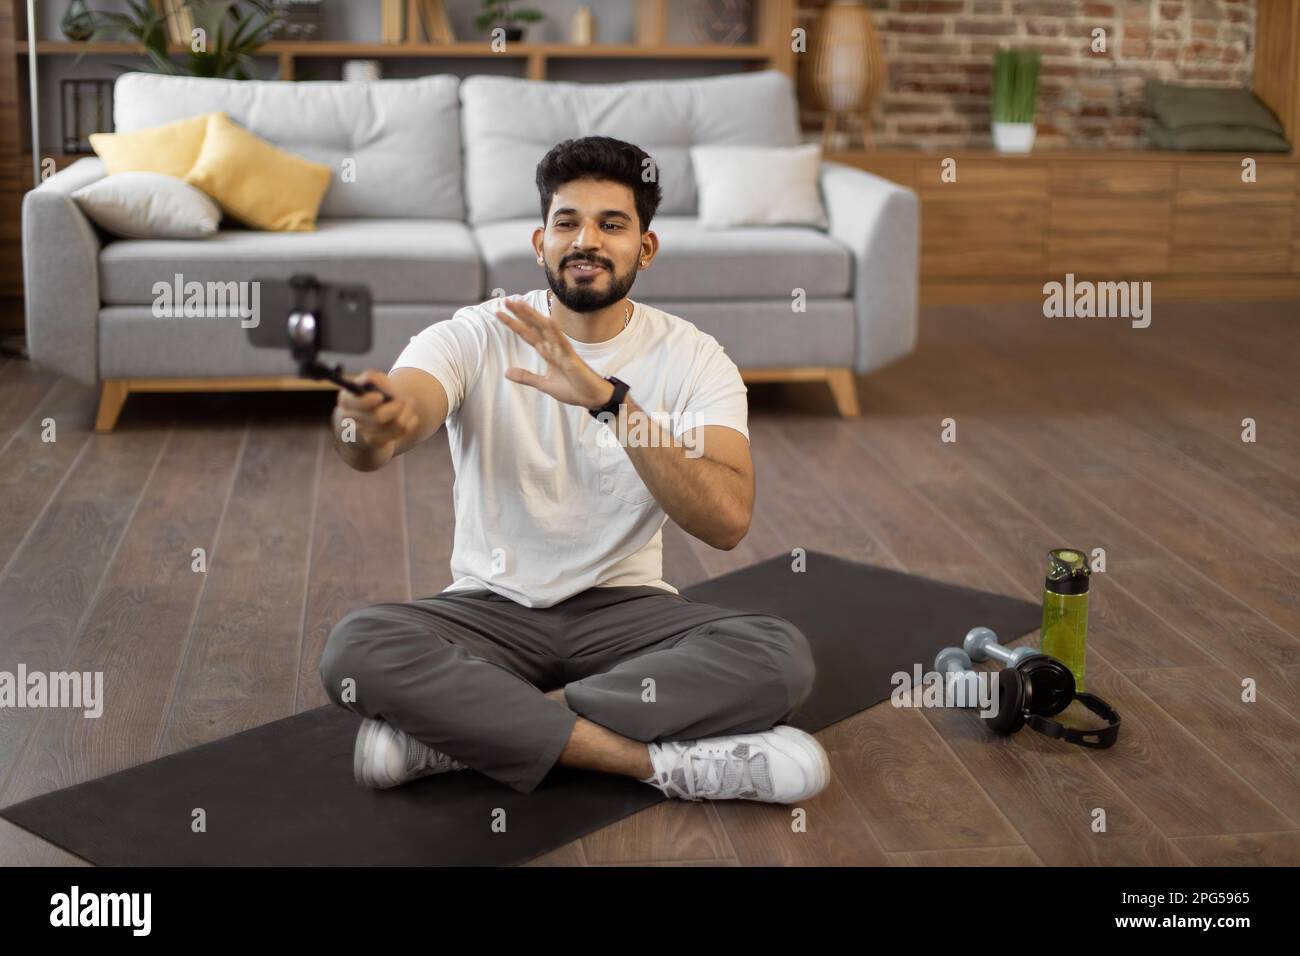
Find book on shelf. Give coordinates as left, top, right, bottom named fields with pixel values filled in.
left=404, top=0, right=456, bottom=45
left=154, top=0, right=195, bottom=48
left=426, top=0, right=457, bottom=44
left=381, top=0, right=405, bottom=43
left=176, top=1, right=195, bottom=46
left=408, top=0, right=423, bottom=42
left=153, top=0, right=178, bottom=45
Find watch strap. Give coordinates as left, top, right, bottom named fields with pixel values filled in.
left=589, top=375, right=629, bottom=420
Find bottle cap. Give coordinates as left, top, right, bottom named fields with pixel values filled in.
left=1045, top=548, right=1091, bottom=595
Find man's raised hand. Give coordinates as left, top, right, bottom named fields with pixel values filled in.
left=494, top=296, right=612, bottom=410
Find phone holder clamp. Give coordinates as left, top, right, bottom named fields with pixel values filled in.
left=285, top=274, right=391, bottom=401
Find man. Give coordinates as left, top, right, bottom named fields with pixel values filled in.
left=319, top=136, right=827, bottom=804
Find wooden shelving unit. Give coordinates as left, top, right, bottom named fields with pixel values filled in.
left=12, top=0, right=798, bottom=83
left=16, top=38, right=781, bottom=82
left=18, top=40, right=775, bottom=57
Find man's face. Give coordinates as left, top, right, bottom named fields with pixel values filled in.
left=537, top=177, right=644, bottom=313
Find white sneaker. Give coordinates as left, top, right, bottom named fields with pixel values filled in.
left=641, top=725, right=829, bottom=804
left=353, top=717, right=467, bottom=789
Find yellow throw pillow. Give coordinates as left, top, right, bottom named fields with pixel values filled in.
left=183, top=113, right=332, bottom=232
left=89, top=113, right=213, bottom=178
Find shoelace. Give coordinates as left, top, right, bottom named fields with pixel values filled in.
left=403, top=731, right=459, bottom=773
left=660, top=741, right=767, bottom=801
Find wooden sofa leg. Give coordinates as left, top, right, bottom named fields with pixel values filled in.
left=95, top=380, right=129, bottom=432
left=826, top=369, right=860, bottom=418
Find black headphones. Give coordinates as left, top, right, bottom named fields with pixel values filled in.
left=988, top=655, right=1122, bottom=749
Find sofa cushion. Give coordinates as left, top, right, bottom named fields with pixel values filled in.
left=460, top=70, right=802, bottom=225
left=89, top=113, right=213, bottom=178
left=112, top=73, right=464, bottom=220
left=690, top=143, right=829, bottom=230
left=184, top=113, right=333, bottom=231
left=99, top=219, right=483, bottom=305
left=474, top=215, right=852, bottom=300
left=73, top=172, right=221, bottom=240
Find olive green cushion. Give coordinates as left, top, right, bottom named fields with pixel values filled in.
left=1147, top=121, right=1291, bottom=152
left=1145, top=80, right=1285, bottom=134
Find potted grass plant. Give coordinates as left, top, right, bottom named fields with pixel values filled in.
left=991, top=49, right=1040, bottom=153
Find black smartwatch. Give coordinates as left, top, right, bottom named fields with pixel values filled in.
left=588, top=375, right=630, bottom=420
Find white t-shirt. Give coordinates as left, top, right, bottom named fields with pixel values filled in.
left=390, top=288, right=749, bottom=608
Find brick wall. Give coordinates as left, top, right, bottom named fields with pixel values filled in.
left=796, top=0, right=1258, bottom=149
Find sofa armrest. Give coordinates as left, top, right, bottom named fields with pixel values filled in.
left=22, top=158, right=108, bottom=387
left=820, top=161, right=919, bottom=375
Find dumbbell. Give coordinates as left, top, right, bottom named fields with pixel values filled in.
left=934, top=646, right=983, bottom=705
left=935, top=646, right=973, bottom=677
left=963, top=626, right=1044, bottom=668
left=935, top=635, right=1083, bottom=738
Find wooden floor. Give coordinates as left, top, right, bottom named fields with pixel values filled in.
left=0, top=299, right=1296, bottom=866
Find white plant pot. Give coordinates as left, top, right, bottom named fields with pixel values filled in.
left=992, top=121, right=1036, bottom=153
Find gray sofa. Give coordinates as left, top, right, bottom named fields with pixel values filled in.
left=22, top=69, right=919, bottom=430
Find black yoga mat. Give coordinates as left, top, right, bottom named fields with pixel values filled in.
left=0, top=551, right=1039, bottom=866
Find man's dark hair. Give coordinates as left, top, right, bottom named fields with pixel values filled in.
left=535, top=136, right=664, bottom=233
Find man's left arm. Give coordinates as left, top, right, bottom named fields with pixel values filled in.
left=604, top=394, right=753, bottom=550
left=492, top=295, right=753, bottom=550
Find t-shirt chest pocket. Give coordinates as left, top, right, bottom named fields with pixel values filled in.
left=588, top=421, right=653, bottom=506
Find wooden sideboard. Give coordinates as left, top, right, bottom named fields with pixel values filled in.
left=827, top=148, right=1300, bottom=304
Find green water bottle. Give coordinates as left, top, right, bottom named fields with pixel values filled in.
left=1040, top=548, right=1091, bottom=691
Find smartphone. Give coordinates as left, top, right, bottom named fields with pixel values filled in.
left=247, top=276, right=373, bottom=354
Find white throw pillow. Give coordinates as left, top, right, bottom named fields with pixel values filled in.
left=72, top=172, right=221, bottom=239
left=689, top=143, right=828, bottom=230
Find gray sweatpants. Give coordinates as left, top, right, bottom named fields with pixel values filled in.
left=318, top=584, right=817, bottom=794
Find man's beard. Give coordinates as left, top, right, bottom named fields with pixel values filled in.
left=543, top=255, right=637, bottom=313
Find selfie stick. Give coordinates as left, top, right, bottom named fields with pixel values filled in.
left=286, top=274, right=393, bottom=403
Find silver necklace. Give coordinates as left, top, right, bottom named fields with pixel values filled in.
left=547, top=289, right=631, bottom=328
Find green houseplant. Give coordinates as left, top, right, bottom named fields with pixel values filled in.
left=474, top=0, right=544, bottom=42
left=77, top=0, right=283, bottom=80
left=991, top=48, right=1040, bottom=153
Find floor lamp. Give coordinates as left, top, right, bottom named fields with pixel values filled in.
left=7, top=0, right=39, bottom=358
left=27, top=0, right=39, bottom=186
